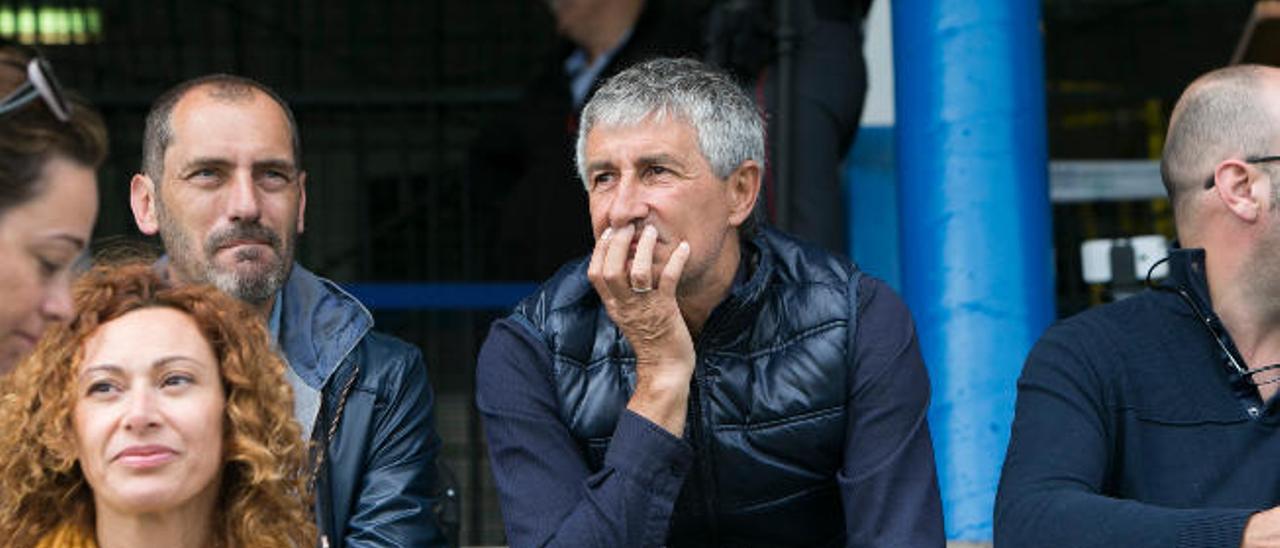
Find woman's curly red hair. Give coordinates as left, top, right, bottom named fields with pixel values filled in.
left=0, top=262, right=316, bottom=547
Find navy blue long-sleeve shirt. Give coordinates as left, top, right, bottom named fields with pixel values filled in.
left=477, top=274, right=943, bottom=547
left=996, top=249, right=1280, bottom=547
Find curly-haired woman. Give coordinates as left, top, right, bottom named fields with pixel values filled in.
left=0, top=262, right=316, bottom=547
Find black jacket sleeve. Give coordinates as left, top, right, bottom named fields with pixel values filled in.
left=335, top=335, right=449, bottom=547
left=477, top=318, right=695, bottom=548
left=841, top=276, right=945, bottom=547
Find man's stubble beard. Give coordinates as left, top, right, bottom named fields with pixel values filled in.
left=155, top=198, right=296, bottom=306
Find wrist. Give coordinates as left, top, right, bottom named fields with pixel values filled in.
left=628, top=375, right=691, bottom=436
left=635, top=354, right=693, bottom=381
left=632, top=371, right=691, bottom=402
left=633, top=345, right=695, bottom=368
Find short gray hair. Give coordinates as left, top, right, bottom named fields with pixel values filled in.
left=142, top=74, right=301, bottom=182
left=575, top=57, right=765, bottom=187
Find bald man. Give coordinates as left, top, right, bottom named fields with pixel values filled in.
left=996, top=65, right=1280, bottom=548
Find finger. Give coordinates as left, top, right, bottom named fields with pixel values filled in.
left=659, top=241, right=690, bottom=297
left=587, top=227, right=615, bottom=298
left=602, top=224, right=635, bottom=295
left=587, top=227, right=613, bottom=285
left=630, top=224, right=658, bottom=291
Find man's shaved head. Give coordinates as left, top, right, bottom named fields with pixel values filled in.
left=1162, top=65, right=1280, bottom=223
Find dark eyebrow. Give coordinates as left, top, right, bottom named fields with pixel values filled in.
left=636, top=153, right=685, bottom=168
left=254, top=159, right=298, bottom=174
left=78, top=356, right=210, bottom=382
left=585, top=160, right=616, bottom=175
left=178, top=157, right=297, bottom=176
left=179, top=157, right=235, bottom=174
left=79, top=364, right=125, bottom=381
left=151, top=355, right=210, bottom=369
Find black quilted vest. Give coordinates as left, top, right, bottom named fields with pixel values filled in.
left=511, top=227, right=860, bottom=547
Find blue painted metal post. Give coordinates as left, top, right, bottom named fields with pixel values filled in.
left=892, top=0, right=1054, bottom=540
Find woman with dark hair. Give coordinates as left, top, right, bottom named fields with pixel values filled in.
left=0, top=43, right=108, bottom=371
left=0, top=262, right=316, bottom=547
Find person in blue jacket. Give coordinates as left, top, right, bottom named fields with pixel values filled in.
left=126, top=74, right=448, bottom=548
left=997, top=64, right=1280, bottom=548
left=477, top=57, right=942, bottom=547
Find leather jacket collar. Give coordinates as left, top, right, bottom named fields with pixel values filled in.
left=277, top=263, right=373, bottom=391
left=152, top=255, right=371, bottom=391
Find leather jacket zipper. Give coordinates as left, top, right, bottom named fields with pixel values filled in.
left=692, top=305, right=734, bottom=546
left=689, top=364, right=719, bottom=544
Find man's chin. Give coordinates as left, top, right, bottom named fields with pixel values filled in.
left=217, top=277, right=282, bottom=304
left=208, top=263, right=288, bottom=302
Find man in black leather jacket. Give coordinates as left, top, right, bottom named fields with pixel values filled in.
left=477, top=58, right=942, bottom=547
left=127, top=74, right=448, bottom=547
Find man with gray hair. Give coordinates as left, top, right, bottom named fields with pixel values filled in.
left=997, top=65, right=1280, bottom=547
left=128, top=74, right=447, bottom=547
left=477, top=57, right=942, bottom=547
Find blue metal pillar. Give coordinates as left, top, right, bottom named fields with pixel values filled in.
left=891, top=0, right=1054, bottom=540
left=847, top=127, right=900, bottom=288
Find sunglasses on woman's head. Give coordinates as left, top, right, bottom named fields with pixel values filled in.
left=0, top=56, right=70, bottom=122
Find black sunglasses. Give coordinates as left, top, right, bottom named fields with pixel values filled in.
left=1203, top=155, right=1280, bottom=189
left=0, top=56, right=70, bottom=122
left=1147, top=259, right=1280, bottom=388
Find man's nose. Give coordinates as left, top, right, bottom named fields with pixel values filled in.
left=226, top=171, right=262, bottom=223
left=607, top=175, right=649, bottom=228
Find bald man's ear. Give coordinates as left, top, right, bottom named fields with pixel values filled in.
left=129, top=173, right=161, bottom=235
left=1212, top=159, right=1265, bottom=223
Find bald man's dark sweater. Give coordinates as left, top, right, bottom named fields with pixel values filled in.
left=996, top=248, right=1280, bottom=547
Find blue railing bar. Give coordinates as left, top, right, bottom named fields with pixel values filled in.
left=343, top=282, right=539, bottom=311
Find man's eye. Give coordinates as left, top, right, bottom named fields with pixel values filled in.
left=259, top=171, right=292, bottom=189
left=647, top=165, right=669, bottom=176
left=592, top=173, right=617, bottom=189
left=188, top=168, right=220, bottom=182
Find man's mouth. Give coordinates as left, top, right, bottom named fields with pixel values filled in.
left=627, top=233, right=664, bottom=257
left=206, top=223, right=282, bottom=257
left=220, top=239, right=269, bottom=250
